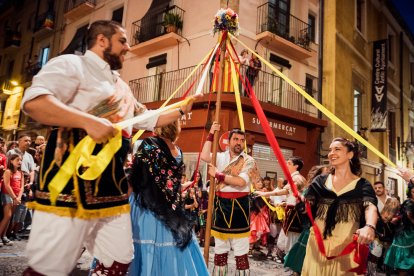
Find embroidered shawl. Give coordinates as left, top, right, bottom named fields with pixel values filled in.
left=129, top=136, right=194, bottom=248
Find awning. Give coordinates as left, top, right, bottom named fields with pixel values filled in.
left=61, top=25, right=88, bottom=55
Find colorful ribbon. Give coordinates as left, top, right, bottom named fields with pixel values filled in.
left=131, top=43, right=220, bottom=143
left=229, top=33, right=396, bottom=169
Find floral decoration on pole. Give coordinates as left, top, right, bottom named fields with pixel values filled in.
left=213, top=8, right=239, bottom=36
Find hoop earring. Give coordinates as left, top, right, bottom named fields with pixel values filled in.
left=349, top=159, right=353, bottom=165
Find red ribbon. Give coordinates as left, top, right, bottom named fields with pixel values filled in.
left=226, top=38, right=368, bottom=274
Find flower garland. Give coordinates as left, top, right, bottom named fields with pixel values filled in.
left=213, top=8, right=239, bottom=36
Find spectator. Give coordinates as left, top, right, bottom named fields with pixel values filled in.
left=0, top=154, right=24, bottom=246
left=6, top=141, right=18, bottom=152
left=246, top=51, right=262, bottom=88
left=34, top=135, right=45, bottom=148
left=191, top=170, right=204, bottom=190
left=7, top=134, right=35, bottom=233
left=197, top=189, right=209, bottom=247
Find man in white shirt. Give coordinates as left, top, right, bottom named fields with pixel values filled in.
left=21, top=20, right=196, bottom=276
left=201, top=122, right=260, bottom=275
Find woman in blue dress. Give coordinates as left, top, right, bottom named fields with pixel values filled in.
left=128, top=120, right=209, bottom=276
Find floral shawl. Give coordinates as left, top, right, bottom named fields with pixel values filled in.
left=129, top=136, right=194, bottom=248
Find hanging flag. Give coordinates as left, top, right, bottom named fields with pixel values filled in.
left=212, top=59, right=239, bottom=93
left=370, top=39, right=388, bottom=132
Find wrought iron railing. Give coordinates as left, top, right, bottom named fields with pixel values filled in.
left=131, top=5, right=184, bottom=46
left=129, top=65, right=319, bottom=116
left=257, top=2, right=311, bottom=50
left=65, top=0, right=96, bottom=13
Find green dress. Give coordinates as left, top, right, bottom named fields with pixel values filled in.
left=384, top=199, right=414, bottom=271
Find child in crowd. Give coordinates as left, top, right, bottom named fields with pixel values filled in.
left=0, top=153, right=24, bottom=246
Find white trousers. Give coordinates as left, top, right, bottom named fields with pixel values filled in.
left=26, top=211, right=133, bottom=276
left=214, top=237, right=249, bottom=256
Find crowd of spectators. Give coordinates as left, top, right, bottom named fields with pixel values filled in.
left=0, top=134, right=45, bottom=247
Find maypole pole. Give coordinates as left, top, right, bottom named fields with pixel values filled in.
left=203, top=6, right=240, bottom=266
left=203, top=31, right=227, bottom=266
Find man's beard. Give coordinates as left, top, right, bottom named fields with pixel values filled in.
left=103, top=43, right=123, bottom=70
left=232, top=145, right=242, bottom=154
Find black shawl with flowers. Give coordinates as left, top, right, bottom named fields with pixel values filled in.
left=129, top=136, right=194, bottom=248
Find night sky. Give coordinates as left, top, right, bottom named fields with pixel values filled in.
left=390, top=0, right=414, bottom=35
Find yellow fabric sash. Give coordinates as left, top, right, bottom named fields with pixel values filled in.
left=48, top=98, right=193, bottom=205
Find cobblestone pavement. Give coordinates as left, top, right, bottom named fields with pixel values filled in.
left=0, top=237, right=291, bottom=276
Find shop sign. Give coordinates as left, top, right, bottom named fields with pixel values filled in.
left=245, top=114, right=307, bottom=142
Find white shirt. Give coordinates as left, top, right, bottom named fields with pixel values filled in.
left=285, top=171, right=306, bottom=205
left=270, top=187, right=287, bottom=205
left=215, top=150, right=255, bottom=193
left=22, top=50, right=159, bottom=134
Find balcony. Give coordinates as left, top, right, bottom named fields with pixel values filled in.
left=256, top=2, right=313, bottom=60
left=130, top=5, right=185, bottom=55
left=129, top=65, right=319, bottom=117
left=3, top=30, right=21, bottom=53
left=34, top=11, right=55, bottom=36
left=64, top=0, right=96, bottom=21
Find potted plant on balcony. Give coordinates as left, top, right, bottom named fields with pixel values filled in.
left=163, top=12, right=183, bottom=33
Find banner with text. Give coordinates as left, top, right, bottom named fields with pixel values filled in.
left=370, top=39, right=388, bottom=132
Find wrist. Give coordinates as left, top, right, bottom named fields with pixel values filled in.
left=365, top=223, right=376, bottom=231
left=178, top=107, right=185, bottom=116
left=206, top=133, right=214, bottom=142
left=215, top=172, right=225, bottom=183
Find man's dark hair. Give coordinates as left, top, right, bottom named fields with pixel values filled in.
left=87, top=20, right=123, bottom=49
left=229, top=128, right=245, bottom=140
left=18, top=133, right=30, bottom=140
left=374, top=181, right=384, bottom=187
left=263, top=176, right=271, bottom=182
left=289, top=156, right=304, bottom=172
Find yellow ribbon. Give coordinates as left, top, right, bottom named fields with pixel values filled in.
left=227, top=40, right=247, bottom=152
left=48, top=127, right=122, bottom=205
left=229, top=33, right=396, bottom=168
left=48, top=97, right=194, bottom=205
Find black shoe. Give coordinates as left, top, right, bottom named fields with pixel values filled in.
left=9, top=233, right=21, bottom=241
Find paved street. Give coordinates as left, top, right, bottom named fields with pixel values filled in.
left=0, top=237, right=291, bottom=276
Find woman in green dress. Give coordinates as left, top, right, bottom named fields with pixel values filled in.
left=384, top=182, right=414, bottom=275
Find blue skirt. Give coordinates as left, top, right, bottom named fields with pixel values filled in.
left=129, top=194, right=209, bottom=276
